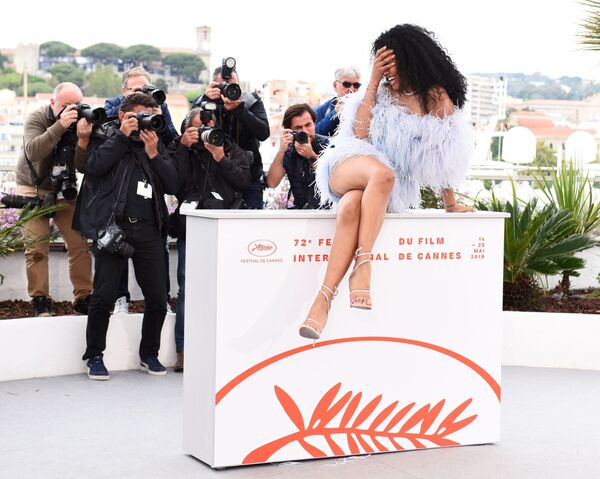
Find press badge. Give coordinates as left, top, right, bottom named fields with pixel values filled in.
left=211, top=191, right=224, bottom=201
left=137, top=181, right=153, bottom=199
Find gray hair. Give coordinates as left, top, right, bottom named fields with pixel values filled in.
left=52, top=82, right=82, bottom=100
left=121, top=67, right=152, bottom=88
left=184, top=107, right=203, bottom=130
left=334, top=66, right=360, bottom=80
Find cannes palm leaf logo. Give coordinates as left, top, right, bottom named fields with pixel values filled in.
left=243, top=383, right=478, bottom=463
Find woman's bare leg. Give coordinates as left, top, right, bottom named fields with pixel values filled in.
left=335, top=160, right=395, bottom=308
left=304, top=190, right=363, bottom=329
left=301, top=156, right=394, bottom=336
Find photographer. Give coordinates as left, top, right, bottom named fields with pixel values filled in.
left=105, top=66, right=176, bottom=315
left=14, top=82, right=93, bottom=317
left=315, top=66, right=361, bottom=137
left=75, top=93, right=177, bottom=380
left=168, top=105, right=252, bottom=372
left=105, top=67, right=177, bottom=145
left=193, top=59, right=269, bottom=209
left=267, top=104, right=329, bottom=209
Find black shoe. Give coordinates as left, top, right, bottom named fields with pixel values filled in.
left=73, top=295, right=91, bottom=315
left=87, top=356, right=110, bottom=381
left=31, top=296, right=51, bottom=317
left=140, top=356, right=167, bottom=376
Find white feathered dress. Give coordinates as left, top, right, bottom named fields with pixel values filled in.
left=315, top=87, right=474, bottom=212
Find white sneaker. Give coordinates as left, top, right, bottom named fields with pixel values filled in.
left=113, top=296, right=129, bottom=315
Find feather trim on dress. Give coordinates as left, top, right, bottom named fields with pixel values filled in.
left=315, top=86, right=474, bottom=213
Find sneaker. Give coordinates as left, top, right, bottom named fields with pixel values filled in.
left=87, top=356, right=110, bottom=381
left=140, top=356, right=167, bottom=376
left=174, top=352, right=184, bottom=373
left=113, top=296, right=129, bottom=315
left=32, top=296, right=52, bottom=317
left=73, top=295, right=91, bottom=315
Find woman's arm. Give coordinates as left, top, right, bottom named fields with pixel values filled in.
left=353, top=47, right=396, bottom=139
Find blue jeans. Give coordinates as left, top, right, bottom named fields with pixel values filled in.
left=243, top=178, right=265, bottom=209
left=175, top=238, right=186, bottom=353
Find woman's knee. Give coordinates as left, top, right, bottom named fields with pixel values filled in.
left=370, top=167, right=395, bottom=191
left=338, top=191, right=363, bottom=224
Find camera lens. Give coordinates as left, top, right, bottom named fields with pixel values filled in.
left=137, top=112, right=166, bottom=132
left=293, top=131, right=309, bottom=144
left=221, top=83, right=242, bottom=101
left=151, top=89, right=166, bottom=105
left=200, top=128, right=225, bottom=147
left=115, top=240, right=135, bottom=258
left=148, top=114, right=166, bottom=132
left=77, top=103, right=107, bottom=125
left=61, top=182, right=77, bottom=200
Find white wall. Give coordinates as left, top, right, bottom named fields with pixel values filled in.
left=0, top=313, right=176, bottom=381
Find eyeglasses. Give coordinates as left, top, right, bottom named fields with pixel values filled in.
left=338, top=81, right=361, bottom=89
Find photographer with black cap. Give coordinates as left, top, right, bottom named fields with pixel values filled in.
left=267, top=104, right=330, bottom=209
left=167, top=103, right=252, bottom=372
left=193, top=57, right=270, bottom=209
left=74, top=92, right=177, bottom=381
left=13, top=82, right=94, bottom=317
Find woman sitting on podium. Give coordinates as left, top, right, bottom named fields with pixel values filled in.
left=299, top=24, right=475, bottom=340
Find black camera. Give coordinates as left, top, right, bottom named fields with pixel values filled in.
left=292, top=131, right=309, bottom=144
left=139, top=84, right=166, bottom=105
left=219, top=57, right=242, bottom=101
left=133, top=112, right=166, bottom=135
left=75, top=103, right=107, bottom=125
left=97, top=224, right=135, bottom=258
left=51, top=168, right=77, bottom=201
left=1, top=194, right=41, bottom=209
left=197, top=101, right=225, bottom=147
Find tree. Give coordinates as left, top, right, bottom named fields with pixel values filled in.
left=534, top=140, right=557, bottom=166
left=0, top=70, right=22, bottom=90
left=81, top=43, right=124, bottom=61
left=0, top=52, right=7, bottom=70
left=163, top=53, right=205, bottom=83
left=579, top=0, right=600, bottom=50
left=0, top=69, right=52, bottom=94
left=85, top=63, right=121, bottom=97
left=185, top=88, right=205, bottom=105
left=17, top=82, right=53, bottom=96
left=40, top=41, right=76, bottom=58
left=123, top=44, right=161, bottom=65
left=47, top=63, right=85, bottom=86
left=154, top=78, right=168, bottom=93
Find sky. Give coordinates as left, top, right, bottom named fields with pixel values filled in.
left=1, top=0, right=598, bottom=92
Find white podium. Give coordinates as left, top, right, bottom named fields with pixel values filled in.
left=182, top=210, right=507, bottom=468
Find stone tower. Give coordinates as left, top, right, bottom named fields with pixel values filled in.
left=196, top=26, right=211, bottom=81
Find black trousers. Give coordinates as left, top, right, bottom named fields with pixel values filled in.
left=83, top=221, right=167, bottom=360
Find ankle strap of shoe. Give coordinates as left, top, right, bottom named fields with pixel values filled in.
left=320, top=284, right=338, bottom=300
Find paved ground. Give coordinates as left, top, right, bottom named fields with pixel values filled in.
left=1, top=366, right=599, bottom=479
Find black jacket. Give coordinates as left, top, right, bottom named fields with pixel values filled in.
left=194, top=92, right=269, bottom=181
left=283, top=134, right=329, bottom=209
left=73, top=122, right=177, bottom=240
left=168, top=137, right=252, bottom=238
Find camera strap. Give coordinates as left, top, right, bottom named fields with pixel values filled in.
left=22, top=138, right=42, bottom=198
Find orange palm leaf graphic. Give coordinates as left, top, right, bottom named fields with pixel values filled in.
left=243, top=383, right=478, bottom=464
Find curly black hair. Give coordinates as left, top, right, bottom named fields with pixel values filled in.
left=372, top=24, right=467, bottom=110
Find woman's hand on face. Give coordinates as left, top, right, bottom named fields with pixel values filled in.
left=369, top=47, right=396, bottom=88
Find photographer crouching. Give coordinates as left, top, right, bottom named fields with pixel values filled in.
left=13, top=82, right=94, bottom=316
left=74, top=93, right=177, bottom=380
left=168, top=103, right=252, bottom=372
